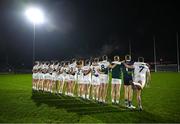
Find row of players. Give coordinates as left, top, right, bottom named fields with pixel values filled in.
left=32, top=55, right=151, bottom=110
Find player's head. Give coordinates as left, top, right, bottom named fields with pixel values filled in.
left=71, top=58, right=76, bottom=64
left=85, top=59, right=90, bottom=65
left=125, top=55, right=131, bottom=62
left=60, top=61, right=65, bottom=66
left=94, top=58, right=99, bottom=63
left=34, top=61, right=39, bottom=65
left=114, top=56, right=119, bottom=61
left=54, top=60, right=59, bottom=65
left=138, top=57, right=144, bottom=62
left=102, top=55, right=108, bottom=61
left=45, top=61, right=50, bottom=65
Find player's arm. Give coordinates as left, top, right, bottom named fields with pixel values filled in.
left=123, top=61, right=134, bottom=69
left=83, top=68, right=91, bottom=76
left=109, top=63, right=117, bottom=69
left=97, top=68, right=104, bottom=74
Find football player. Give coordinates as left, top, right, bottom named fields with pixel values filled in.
left=82, top=59, right=91, bottom=99
left=123, top=57, right=151, bottom=111
left=110, top=56, right=123, bottom=104
left=91, top=58, right=100, bottom=101
left=98, top=55, right=110, bottom=103
left=32, top=61, right=40, bottom=90
left=122, top=55, right=136, bottom=109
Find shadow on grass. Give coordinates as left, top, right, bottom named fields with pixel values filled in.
left=31, top=90, right=128, bottom=115
left=31, top=90, right=170, bottom=123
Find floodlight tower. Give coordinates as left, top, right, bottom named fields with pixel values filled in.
left=25, top=7, right=44, bottom=64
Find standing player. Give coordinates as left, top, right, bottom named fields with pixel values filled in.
left=43, top=61, right=50, bottom=92
left=32, top=61, right=40, bottom=90
left=56, top=61, right=65, bottom=94
left=68, top=59, right=77, bottom=96
left=91, top=58, right=100, bottom=101
left=123, top=57, right=151, bottom=111
left=82, top=59, right=91, bottom=99
left=110, top=56, right=123, bottom=104
left=75, top=60, right=84, bottom=97
left=51, top=61, right=59, bottom=93
left=98, top=55, right=110, bottom=103
left=122, top=55, right=136, bottom=108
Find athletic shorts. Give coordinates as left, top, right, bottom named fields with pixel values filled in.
left=57, top=74, right=64, bottom=81
left=69, top=75, right=75, bottom=81
left=33, top=73, right=37, bottom=79
left=124, top=76, right=133, bottom=85
left=83, top=76, right=91, bottom=84
left=38, top=73, right=44, bottom=80
left=100, top=74, right=109, bottom=84
left=64, top=74, right=69, bottom=82
left=111, top=78, right=122, bottom=84
left=133, top=78, right=146, bottom=89
left=91, top=76, right=100, bottom=85
left=44, top=73, right=51, bottom=80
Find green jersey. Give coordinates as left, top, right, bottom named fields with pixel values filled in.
left=111, top=61, right=123, bottom=79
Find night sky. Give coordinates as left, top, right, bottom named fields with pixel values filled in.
left=0, top=0, right=179, bottom=68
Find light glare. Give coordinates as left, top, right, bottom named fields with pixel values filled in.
left=25, top=8, right=44, bottom=24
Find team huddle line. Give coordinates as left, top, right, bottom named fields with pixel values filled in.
left=32, top=55, right=151, bottom=111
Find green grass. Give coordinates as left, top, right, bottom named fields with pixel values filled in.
left=0, top=72, right=180, bottom=123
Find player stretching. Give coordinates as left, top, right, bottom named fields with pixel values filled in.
left=123, top=57, right=151, bottom=111
left=122, top=55, right=136, bottom=109
left=110, top=56, right=123, bottom=104
left=98, top=55, right=110, bottom=103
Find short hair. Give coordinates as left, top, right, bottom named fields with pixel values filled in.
left=138, top=57, right=144, bottom=62
left=102, top=55, right=108, bottom=60
left=94, top=58, right=99, bottom=63
left=125, top=55, right=131, bottom=61
left=114, top=56, right=119, bottom=61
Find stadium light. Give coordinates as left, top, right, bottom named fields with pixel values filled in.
left=25, top=7, right=44, bottom=64
left=25, top=7, right=44, bottom=24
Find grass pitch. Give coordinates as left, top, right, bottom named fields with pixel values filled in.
left=0, top=72, right=180, bottom=123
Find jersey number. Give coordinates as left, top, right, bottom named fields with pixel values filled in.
left=139, top=66, right=144, bottom=72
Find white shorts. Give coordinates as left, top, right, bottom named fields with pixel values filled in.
left=38, top=73, right=44, bottom=80
left=111, top=78, right=122, bottom=84
left=57, top=74, right=64, bottom=81
left=100, top=74, right=109, bottom=84
left=69, top=75, right=75, bottom=81
left=133, top=78, right=146, bottom=89
left=83, top=76, right=91, bottom=84
left=33, top=73, right=37, bottom=79
left=44, top=73, right=51, bottom=80
left=64, top=74, right=69, bottom=82
left=91, top=76, right=100, bottom=85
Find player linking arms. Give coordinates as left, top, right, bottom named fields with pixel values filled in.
left=123, top=57, right=151, bottom=111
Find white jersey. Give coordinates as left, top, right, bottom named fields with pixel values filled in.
left=91, top=64, right=100, bottom=77
left=133, top=62, right=150, bottom=80
left=75, top=67, right=83, bottom=81
left=33, top=64, right=38, bottom=71
left=82, top=65, right=91, bottom=77
left=98, top=60, right=110, bottom=74
left=69, top=62, right=77, bottom=73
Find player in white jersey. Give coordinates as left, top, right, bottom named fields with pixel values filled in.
left=43, top=61, right=50, bottom=92
left=91, top=58, right=100, bottom=101
left=98, top=55, right=110, bottom=103
left=37, top=61, right=45, bottom=91
left=123, top=57, right=151, bottom=111
left=47, top=61, right=55, bottom=92
left=32, top=61, right=40, bottom=90
left=57, top=61, right=65, bottom=94
left=51, top=61, right=59, bottom=93
left=68, top=59, right=77, bottom=96
left=63, top=61, right=71, bottom=95
left=82, top=59, right=91, bottom=99
left=75, top=60, right=84, bottom=97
